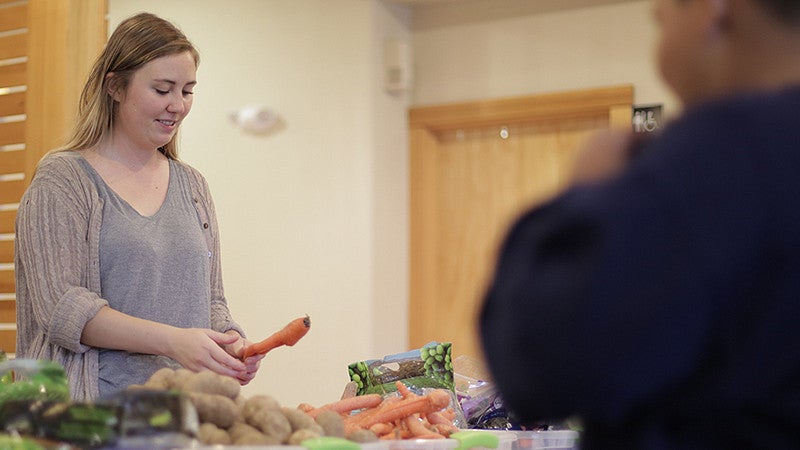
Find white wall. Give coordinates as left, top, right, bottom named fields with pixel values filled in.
left=369, top=3, right=412, bottom=359
left=411, top=0, right=679, bottom=116
left=108, top=0, right=411, bottom=407
left=107, top=0, right=673, bottom=408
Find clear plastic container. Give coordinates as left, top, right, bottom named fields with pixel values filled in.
left=467, top=430, right=516, bottom=450
left=190, top=442, right=390, bottom=450
left=386, top=438, right=460, bottom=450
left=512, top=430, right=579, bottom=450
left=361, top=442, right=392, bottom=450
left=384, top=430, right=516, bottom=450
left=188, top=447, right=305, bottom=450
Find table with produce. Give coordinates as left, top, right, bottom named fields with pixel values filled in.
left=0, top=316, right=579, bottom=450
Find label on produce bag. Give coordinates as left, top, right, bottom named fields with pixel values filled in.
left=347, top=342, right=454, bottom=395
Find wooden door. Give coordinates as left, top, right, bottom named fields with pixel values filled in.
left=409, top=85, right=633, bottom=362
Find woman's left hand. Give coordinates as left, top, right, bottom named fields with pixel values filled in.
left=223, top=330, right=265, bottom=385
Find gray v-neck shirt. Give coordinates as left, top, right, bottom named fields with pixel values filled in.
left=82, top=159, right=210, bottom=396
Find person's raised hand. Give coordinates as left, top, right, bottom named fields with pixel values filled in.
left=570, top=128, right=636, bottom=186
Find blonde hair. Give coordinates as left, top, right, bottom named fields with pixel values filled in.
left=57, top=12, right=199, bottom=160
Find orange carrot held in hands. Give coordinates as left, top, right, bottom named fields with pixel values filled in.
left=242, top=315, right=311, bottom=360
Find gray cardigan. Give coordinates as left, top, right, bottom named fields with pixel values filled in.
left=14, top=151, right=244, bottom=401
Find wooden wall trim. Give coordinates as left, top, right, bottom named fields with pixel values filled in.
left=409, top=85, right=633, bottom=131
left=408, top=127, right=440, bottom=351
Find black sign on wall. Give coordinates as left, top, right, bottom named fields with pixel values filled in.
left=632, top=104, right=663, bottom=133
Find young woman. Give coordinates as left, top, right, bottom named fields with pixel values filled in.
left=15, top=12, right=263, bottom=400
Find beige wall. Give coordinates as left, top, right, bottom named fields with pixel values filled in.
left=107, top=0, right=673, bottom=407
left=412, top=0, right=678, bottom=116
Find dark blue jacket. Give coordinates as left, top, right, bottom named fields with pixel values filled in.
left=480, top=87, right=800, bottom=449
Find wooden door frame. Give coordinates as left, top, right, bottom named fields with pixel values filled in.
left=408, top=85, right=633, bottom=352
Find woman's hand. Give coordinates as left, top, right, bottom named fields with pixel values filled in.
left=82, top=307, right=250, bottom=379
left=164, top=328, right=248, bottom=378
left=221, top=330, right=265, bottom=385
left=81, top=307, right=258, bottom=382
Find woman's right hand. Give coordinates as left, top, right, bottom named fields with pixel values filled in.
left=165, top=328, right=247, bottom=377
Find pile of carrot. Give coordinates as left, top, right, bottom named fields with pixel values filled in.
left=300, top=381, right=460, bottom=440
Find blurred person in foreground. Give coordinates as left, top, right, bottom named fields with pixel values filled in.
left=15, top=13, right=263, bottom=401
left=480, top=0, right=800, bottom=448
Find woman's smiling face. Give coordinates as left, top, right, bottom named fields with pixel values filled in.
left=111, top=51, right=197, bottom=151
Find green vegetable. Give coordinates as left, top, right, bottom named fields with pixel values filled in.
left=0, top=434, right=46, bottom=450
left=0, top=360, right=70, bottom=408
left=0, top=353, right=12, bottom=385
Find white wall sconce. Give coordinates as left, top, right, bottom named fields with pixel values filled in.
left=229, top=105, right=280, bottom=134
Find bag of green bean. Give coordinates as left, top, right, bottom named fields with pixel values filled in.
left=347, top=341, right=454, bottom=396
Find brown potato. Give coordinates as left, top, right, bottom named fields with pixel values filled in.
left=183, top=370, right=240, bottom=399
left=197, top=422, right=231, bottom=445
left=189, top=392, right=239, bottom=428
left=288, top=428, right=322, bottom=445
left=282, top=407, right=324, bottom=434
left=315, top=409, right=345, bottom=437
left=242, top=398, right=291, bottom=442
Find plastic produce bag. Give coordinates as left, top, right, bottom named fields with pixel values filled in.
left=347, top=342, right=454, bottom=396
left=0, top=359, right=70, bottom=408
left=451, top=356, right=511, bottom=430
left=0, top=388, right=197, bottom=449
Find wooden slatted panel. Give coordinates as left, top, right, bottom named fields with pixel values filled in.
left=0, top=121, right=24, bottom=147
left=0, top=150, right=25, bottom=174
left=0, top=180, right=24, bottom=204
left=0, top=2, right=26, bottom=69
left=0, top=299, right=13, bottom=323
left=0, top=330, right=15, bottom=354
left=0, top=240, right=11, bottom=263
left=1, top=1, right=29, bottom=354
left=2, top=1, right=107, bottom=355
left=0, top=3, right=25, bottom=31
left=0, top=210, right=14, bottom=234
left=0, top=91, right=24, bottom=117
left=0, top=270, right=12, bottom=293
left=0, top=62, right=26, bottom=87
left=0, top=33, right=26, bottom=61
